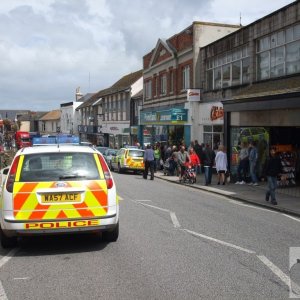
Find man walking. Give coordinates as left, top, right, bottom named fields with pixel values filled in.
left=143, top=145, right=155, bottom=180
left=263, top=147, right=283, bottom=205
left=248, top=141, right=259, bottom=186
left=202, top=143, right=216, bottom=185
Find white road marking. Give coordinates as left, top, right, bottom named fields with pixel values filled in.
left=138, top=203, right=169, bottom=212
left=13, top=277, right=30, bottom=280
left=135, top=200, right=152, bottom=202
left=170, top=212, right=181, bottom=228
left=0, top=281, right=8, bottom=300
left=184, top=229, right=256, bottom=254
left=282, top=214, right=300, bottom=223
left=137, top=201, right=181, bottom=228
left=118, top=196, right=124, bottom=201
left=0, top=248, right=18, bottom=269
left=257, top=255, right=300, bottom=295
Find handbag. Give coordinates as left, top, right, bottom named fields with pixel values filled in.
left=225, top=170, right=231, bottom=183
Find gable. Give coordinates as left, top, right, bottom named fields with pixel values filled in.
left=150, top=39, right=174, bottom=67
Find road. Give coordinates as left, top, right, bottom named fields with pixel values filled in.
left=0, top=172, right=300, bottom=299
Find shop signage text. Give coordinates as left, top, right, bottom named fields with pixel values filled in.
left=140, top=108, right=188, bottom=125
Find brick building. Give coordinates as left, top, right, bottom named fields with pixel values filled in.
left=141, top=21, right=241, bottom=147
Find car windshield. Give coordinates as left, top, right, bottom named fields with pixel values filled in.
left=128, top=150, right=144, bottom=158
left=107, top=149, right=117, bottom=155
left=19, top=152, right=101, bottom=182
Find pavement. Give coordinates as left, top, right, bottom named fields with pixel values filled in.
left=155, top=171, right=300, bottom=217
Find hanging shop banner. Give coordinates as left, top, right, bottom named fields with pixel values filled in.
left=187, top=89, right=201, bottom=102
left=140, top=108, right=188, bottom=125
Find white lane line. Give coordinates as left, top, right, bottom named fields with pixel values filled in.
left=257, top=255, right=300, bottom=294
left=135, top=200, right=152, bottom=202
left=184, top=229, right=256, bottom=254
left=136, top=201, right=181, bottom=228
left=282, top=214, right=300, bottom=223
left=0, top=281, right=8, bottom=300
left=138, top=203, right=169, bottom=212
left=13, top=277, right=30, bottom=280
left=118, top=196, right=124, bottom=201
left=0, top=248, right=18, bottom=269
left=170, top=212, right=181, bottom=228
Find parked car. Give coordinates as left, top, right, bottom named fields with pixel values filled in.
left=96, top=146, right=108, bottom=155
left=111, top=147, right=144, bottom=173
left=103, top=148, right=118, bottom=169
left=0, top=142, right=119, bottom=248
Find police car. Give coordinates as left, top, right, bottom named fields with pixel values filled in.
left=0, top=136, right=119, bottom=248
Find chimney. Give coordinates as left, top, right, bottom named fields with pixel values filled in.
left=75, top=87, right=83, bottom=101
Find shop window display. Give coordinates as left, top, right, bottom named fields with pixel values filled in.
left=230, top=127, right=269, bottom=179
left=273, top=145, right=296, bottom=187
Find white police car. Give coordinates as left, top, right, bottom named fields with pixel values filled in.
left=0, top=136, right=119, bottom=248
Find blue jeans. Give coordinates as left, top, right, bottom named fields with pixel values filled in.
left=237, top=159, right=248, bottom=182
left=204, top=166, right=212, bottom=185
left=266, top=176, right=278, bottom=202
left=249, top=161, right=258, bottom=183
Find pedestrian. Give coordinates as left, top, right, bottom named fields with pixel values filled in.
left=189, top=147, right=200, bottom=175
left=153, top=144, right=161, bottom=172
left=235, top=142, right=249, bottom=184
left=143, top=144, right=155, bottom=180
left=263, top=147, right=283, bottom=205
left=248, top=141, right=259, bottom=186
left=172, top=145, right=180, bottom=176
left=215, top=145, right=228, bottom=185
left=194, top=140, right=204, bottom=174
left=177, top=145, right=190, bottom=182
left=203, top=143, right=216, bottom=185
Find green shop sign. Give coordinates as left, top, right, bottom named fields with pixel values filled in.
left=140, top=108, right=188, bottom=125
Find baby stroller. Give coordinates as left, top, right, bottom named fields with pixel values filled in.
left=163, top=157, right=176, bottom=176
left=182, top=163, right=196, bottom=184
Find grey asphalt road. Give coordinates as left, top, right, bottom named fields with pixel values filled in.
left=0, top=172, right=299, bottom=299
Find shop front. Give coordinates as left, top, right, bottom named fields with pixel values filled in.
left=223, top=95, right=300, bottom=186
left=101, top=123, right=130, bottom=149
left=199, top=102, right=224, bottom=149
left=139, top=107, right=189, bottom=147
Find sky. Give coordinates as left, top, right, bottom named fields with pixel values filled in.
left=0, top=0, right=295, bottom=111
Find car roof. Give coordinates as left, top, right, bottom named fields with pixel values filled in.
left=121, top=147, right=144, bottom=151
left=17, top=145, right=98, bottom=155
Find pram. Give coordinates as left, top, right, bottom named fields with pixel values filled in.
left=163, top=157, right=176, bottom=176
left=182, top=163, right=197, bottom=184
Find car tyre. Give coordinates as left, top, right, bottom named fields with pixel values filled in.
left=102, top=222, right=119, bottom=242
left=118, top=163, right=123, bottom=174
left=0, top=229, right=17, bottom=248
left=110, top=162, right=114, bottom=171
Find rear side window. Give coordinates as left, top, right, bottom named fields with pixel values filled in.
left=128, top=150, right=144, bottom=158
left=19, top=153, right=101, bottom=182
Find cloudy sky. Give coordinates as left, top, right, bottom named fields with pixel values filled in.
left=0, top=0, right=295, bottom=111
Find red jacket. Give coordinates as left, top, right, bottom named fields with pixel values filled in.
left=190, top=153, right=200, bottom=166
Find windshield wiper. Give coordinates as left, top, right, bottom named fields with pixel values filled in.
left=59, top=174, right=87, bottom=179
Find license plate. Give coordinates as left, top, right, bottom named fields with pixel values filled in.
left=41, top=193, right=80, bottom=203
